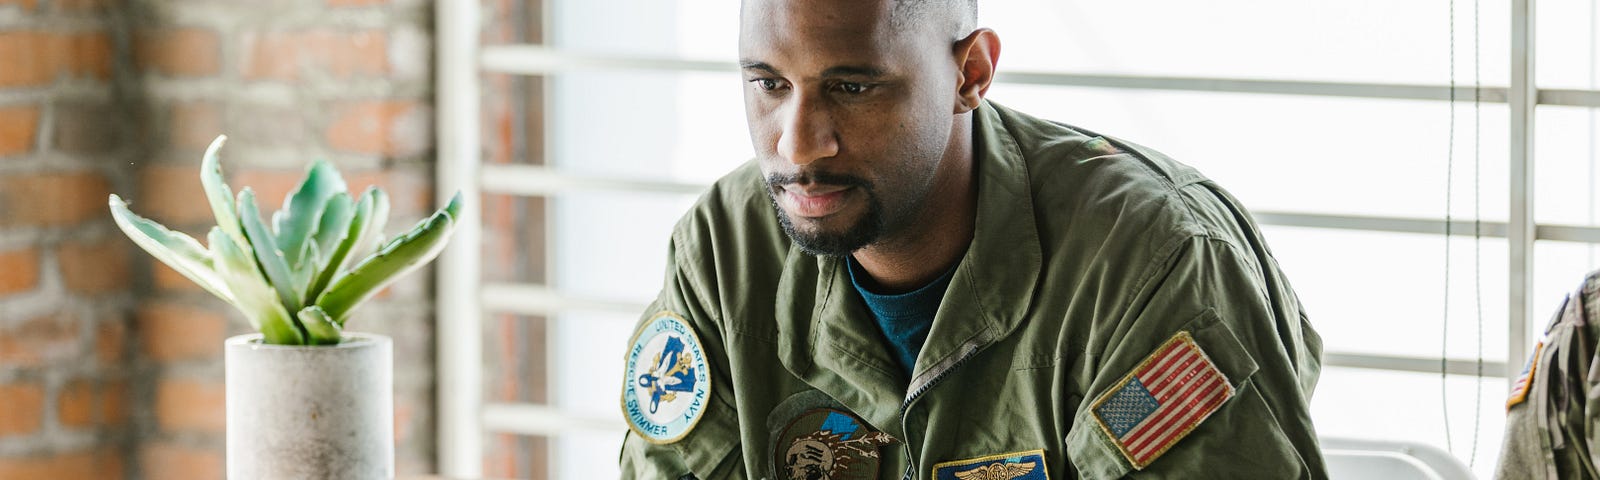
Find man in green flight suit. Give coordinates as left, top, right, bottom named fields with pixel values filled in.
left=618, top=0, right=1326, bottom=478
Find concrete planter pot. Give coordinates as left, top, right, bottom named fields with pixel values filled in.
left=225, top=332, right=394, bottom=480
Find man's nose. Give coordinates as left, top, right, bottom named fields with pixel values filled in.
left=775, top=96, right=839, bottom=166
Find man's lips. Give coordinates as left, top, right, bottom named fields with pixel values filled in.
left=780, top=185, right=853, bottom=218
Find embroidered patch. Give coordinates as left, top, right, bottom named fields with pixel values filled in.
left=772, top=408, right=895, bottom=480
left=1090, top=331, right=1234, bottom=470
left=1506, top=341, right=1543, bottom=410
left=621, top=312, right=712, bottom=444
left=932, top=449, right=1050, bottom=480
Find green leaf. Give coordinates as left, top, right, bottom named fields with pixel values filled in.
left=307, top=188, right=378, bottom=303
left=277, top=160, right=347, bottom=268
left=443, top=191, right=462, bottom=221
left=293, top=241, right=320, bottom=305
left=362, top=188, right=390, bottom=258
left=312, top=192, right=354, bottom=266
left=209, top=227, right=304, bottom=345
left=108, top=194, right=234, bottom=304
left=200, top=135, right=248, bottom=248
left=315, top=200, right=459, bottom=324
left=297, top=305, right=343, bottom=345
left=237, top=188, right=304, bottom=315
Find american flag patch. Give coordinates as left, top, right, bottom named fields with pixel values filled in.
left=1506, top=342, right=1542, bottom=410
left=1090, top=331, right=1234, bottom=470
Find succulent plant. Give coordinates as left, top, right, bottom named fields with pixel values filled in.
left=109, top=135, right=462, bottom=345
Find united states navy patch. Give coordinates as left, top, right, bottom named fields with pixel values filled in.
left=621, top=311, right=712, bottom=444
left=1506, top=341, right=1542, bottom=410
left=932, top=449, right=1050, bottom=480
left=1090, top=331, right=1233, bottom=470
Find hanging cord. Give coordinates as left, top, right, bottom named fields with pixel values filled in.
left=1469, top=0, right=1485, bottom=465
left=1442, top=0, right=1457, bottom=455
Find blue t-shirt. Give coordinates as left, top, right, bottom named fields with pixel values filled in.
left=846, top=256, right=958, bottom=376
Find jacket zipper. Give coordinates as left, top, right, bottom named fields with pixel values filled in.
left=897, top=351, right=980, bottom=480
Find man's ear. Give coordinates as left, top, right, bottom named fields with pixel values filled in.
left=952, top=28, right=1001, bottom=114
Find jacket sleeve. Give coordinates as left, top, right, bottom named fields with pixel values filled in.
left=1496, top=272, right=1600, bottom=479
left=1063, top=234, right=1326, bottom=479
left=617, top=234, right=746, bottom=479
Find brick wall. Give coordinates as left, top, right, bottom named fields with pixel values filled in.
left=0, top=0, right=437, bottom=478
left=479, top=0, right=550, bottom=478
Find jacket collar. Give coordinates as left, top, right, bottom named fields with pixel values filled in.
left=773, top=100, right=1043, bottom=434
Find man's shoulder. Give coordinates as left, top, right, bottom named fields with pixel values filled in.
left=992, top=103, right=1253, bottom=254
left=993, top=103, right=1205, bottom=205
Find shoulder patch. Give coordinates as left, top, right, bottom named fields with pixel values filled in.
left=1090, top=331, right=1234, bottom=470
left=933, top=449, right=1050, bottom=480
left=622, top=311, right=712, bottom=444
left=772, top=408, right=895, bottom=480
left=1507, top=341, right=1543, bottom=410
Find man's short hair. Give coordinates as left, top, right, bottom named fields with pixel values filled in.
left=891, top=0, right=978, bottom=40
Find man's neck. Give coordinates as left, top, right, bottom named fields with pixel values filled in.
left=851, top=114, right=978, bottom=294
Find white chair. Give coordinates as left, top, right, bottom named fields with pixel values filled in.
left=1321, top=436, right=1476, bottom=480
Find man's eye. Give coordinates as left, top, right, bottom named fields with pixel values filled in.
left=836, top=82, right=868, bottom=94
left=752, top=79, right=782, bottom=91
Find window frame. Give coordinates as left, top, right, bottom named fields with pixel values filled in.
left=435, top=0, right=1597, bottom=476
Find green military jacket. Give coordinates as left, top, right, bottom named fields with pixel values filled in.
left=619, top=101, right=1325, bottom=479
left=1497, top=270, right=1600, bottom=479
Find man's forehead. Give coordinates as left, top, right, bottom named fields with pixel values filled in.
left=739, top=0, right=913, bottom=72
left=740, top=0, right=895, bottom=27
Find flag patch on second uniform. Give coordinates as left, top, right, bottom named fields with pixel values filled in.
left=1506, top=341, right=1543, bottom=410
left=1090, top=331, right=1233, bottom=470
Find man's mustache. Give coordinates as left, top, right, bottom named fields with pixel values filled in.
left=765, top=170, right=871, bottom=190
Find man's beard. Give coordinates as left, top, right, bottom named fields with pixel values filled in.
left=765, top=171, right=885, bottom=257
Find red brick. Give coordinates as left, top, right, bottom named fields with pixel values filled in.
left=155, top=378, right=224, bottom=433
left=229, top=168, right=303, bottom=212
left=0, top=31, right=56, bottom=87
left=0, top=381, right=45, bottom=436
left=103, top=380, right=128, bottom=425
left=344, top=169, right=433, bottom=217
left=53, top=102, right=119, bottom=154
left=394, top=393, right=413, bottom=442
left=0, top=248, right=40, bottom=296
left=135, top=28, right=220, bottom=77
left=62, top=31, right=112, bottom=80
left=0, top=171, right=112, bottom=227
left=58, top=380, right=95, bottom=427
left=0, top=449, right=123, bottom=479
left=481, top=195, right=511, bottom=281
left=485, top=433, right=516, bottom=478
left=96, top=316, right=127, bottom=364
left=242, top=30, right=388, bottom=81
left=485, top=434, right=548, bottom=480
left=135, top=164, right=211, bottom=225
left=326, top=100, right=430, bottom=156
left=141, top=442, right=221, bottom=480
left=0, top=0, right=38, bottom=11
left=57, top=378, right=127, bottom=428
left=225, top=106, right=309, bottom=148
left=226, top=166, right=435, bottom=217
left=135, top=164, right=433, bottom=227
left=0, top=106, right=40, bottom=157
left=153, top=262, right=205, bottom=293
left=136, top=302, right=224, bottom=362
left=56, top=238, right=131, bottom=295
left=170, top=102, right=221, bottom=151
left=0, top=309, right=81, bottom=367
left=54, top=0, right=111, bottom=13
left=484, top=74, right=515, bottom=165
